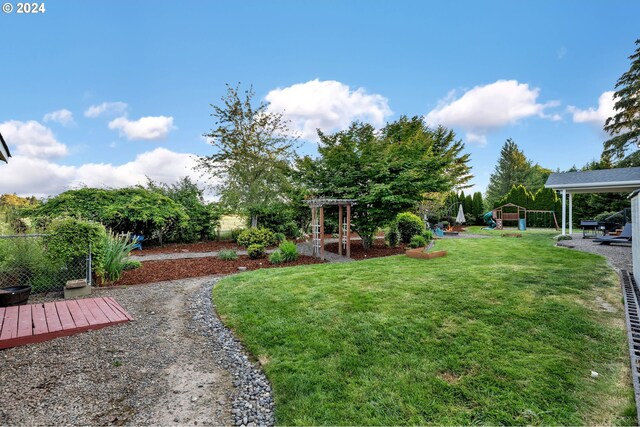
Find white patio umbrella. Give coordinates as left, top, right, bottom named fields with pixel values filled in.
left=456, top=204, right=466, bottom=224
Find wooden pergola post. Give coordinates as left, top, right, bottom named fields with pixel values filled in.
left=310, top=204, right=317, bottom=256
left=338, top=205, right=343, bottom=256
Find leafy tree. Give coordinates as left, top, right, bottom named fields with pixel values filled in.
left=485, top=139, right=550, bottom=208
left=32, top=188, right=187, bottom=244
left=298, top=120, right=468, bottom=249
left=604, top=39, right=640, bottom=161
left=197, top=84, right=298, bottom=227
left=145, top=176, right=221, bottom=242
left=383, top=116, right=473, bottom=189
left=0, top=194, right=38, bottom=207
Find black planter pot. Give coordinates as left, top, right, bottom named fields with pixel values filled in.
left=0, top=286, right=32, bottom=307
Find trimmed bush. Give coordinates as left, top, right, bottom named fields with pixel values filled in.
left=231, top=228, right=245, bottom=243
left=409, top=235, right=427, bottom=249
left=218, top=249, right=238, bottom=261
left=122, top=259, right=142, bottom=270
left=386, top=223, right=400, bottom=247
left=237, top=227, right=277, bottom=248
left=274, top=232, right=286, bottom=245
left=396, top=212, right=425, bottom=244
left=269, top=250, right=285, bottom=264
left=278, top=240, right=299, bottom=262
left=247, top=244, right=266, bottom=259
left=555, top=235, right=573, bottom=241
left=45, top=217, right=107, bottom=277
left=423, top=230, right=434, bottom=242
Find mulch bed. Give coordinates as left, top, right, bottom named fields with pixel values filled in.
left=106, top=255, right=326, bottom=286
left=325, top=239, right=407, bottom=260
left=136, top=241, right=244, bottom=255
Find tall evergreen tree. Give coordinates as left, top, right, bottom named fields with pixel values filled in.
left=604, top=39, right=640, bottom=161
left=485, top=139, right=532, bottom=207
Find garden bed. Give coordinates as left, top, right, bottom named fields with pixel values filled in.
left=325, top=239, right=407, bottom=260
left=109, top=255, right=325, bottom=286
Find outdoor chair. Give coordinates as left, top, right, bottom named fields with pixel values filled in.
left=593, top=222, right=632, bottom=245
left=131, top=234, right=144, bottom=250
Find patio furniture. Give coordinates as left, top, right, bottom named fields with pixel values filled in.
left=593, top=222, right=632, bottom=245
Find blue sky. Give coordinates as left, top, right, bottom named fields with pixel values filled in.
left=1, top=0, right=638, bottom=198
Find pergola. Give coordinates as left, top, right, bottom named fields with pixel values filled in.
left=304, top=198, right=356, bottom=259
left=0, top=132, right=11, bottom=164
left=545, top=166, right=640, bottom=235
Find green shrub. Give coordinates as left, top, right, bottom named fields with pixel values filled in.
left=555, top=235, right=573, bottom=241
left=396, top=212, right=425, bottom=244
left=231, top=228, right=245, bottom=242
left=274, top=232, right=286, bottom=244
left=269, top=250, right=285, bottom=264
left=423, top=230, right=434, bottom=242
left=409, top=235, right=427, bottom=248
left=218, top=249, right=239, bottom=261
left=122, top=259, right=142, bottom=270
left=0, top=237, right=51, bottom=288
left=45, top=218, right=107, bottom=277
left=386, top=223, right=400, bottom=247
left=237, top=227, right=277, bottom=247
left=278, top=240, right=299, bottom=262
left=103, top=231, right=139, bottom=283
left=247, top=244, right=266, bottom=259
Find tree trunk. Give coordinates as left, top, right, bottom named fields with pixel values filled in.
left=251, top=215, right=258, bottom=228
left=361, top=233, right=373, bottom=250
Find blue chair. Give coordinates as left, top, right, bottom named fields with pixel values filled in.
left=131, top=234, right=144, bottom=250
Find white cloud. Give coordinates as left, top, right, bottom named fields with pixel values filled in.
left=425, top=80, right=558, bottom=145
left=43, top=109, right=75, bottom=126
left=84, top=101, right=129, bottom=118
left=108, top=116, right=176, bottom=141
left=568, top=91, right=616, bottom=127
left=265, top=79, right=392, bottom=140
left=0, top=120, right=68, bottom=159
left=0, top=148, right=203, bottom=199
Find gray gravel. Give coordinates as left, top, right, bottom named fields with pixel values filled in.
left=556, top=232, right=632, bottom=272
left=0, top=277, right=274, bottom=426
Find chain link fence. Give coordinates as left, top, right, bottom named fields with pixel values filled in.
left=0, top=234, right=91, bottom=294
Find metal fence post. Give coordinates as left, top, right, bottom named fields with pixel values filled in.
left=87, top=241, right=92, bottom=286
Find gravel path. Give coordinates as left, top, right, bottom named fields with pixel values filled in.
left=0, top=277, right=274, bottom=426
left=556, top=232, right=632, bottom=272
left=128, top=250, right=276, bottom=262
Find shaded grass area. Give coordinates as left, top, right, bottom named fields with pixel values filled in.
left=214, top=232, right=635, bottom=425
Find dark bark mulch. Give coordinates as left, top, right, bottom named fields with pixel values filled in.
left=107, top=255, right=326, bottom=286
left=325, top=239, right=407, bottom=260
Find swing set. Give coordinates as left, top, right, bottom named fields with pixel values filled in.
left=493, top=203, right=559, bottom=230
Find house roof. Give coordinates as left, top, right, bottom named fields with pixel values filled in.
left=0, top=132, right=10, bottom=163
left=545, top=167, right=640, bottom=193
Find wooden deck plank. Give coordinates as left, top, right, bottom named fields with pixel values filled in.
left=65, top=300, right=90, bottom=328
left=17, top=305, right=33, bottom=338
left=84, top=299, right=110, bottom=325
left=55, top=301, right=78, bottom=330
left=44, top=302, right=63, bottom=333
left=32, top=303, right=48, bottom=335
left=105, top=297, right=135, bottom=321
left=0, top=297, right=132, bottom=350
left=75, top=299, right=99, bottom=326
left=93, top=298, right=124, bottom=323
left=0, top=306, right=19, bottom=340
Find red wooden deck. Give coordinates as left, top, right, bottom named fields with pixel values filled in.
left=0, top=297, right=134, bottom=350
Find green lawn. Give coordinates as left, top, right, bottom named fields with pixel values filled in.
left=214, top=231, right=635, bottom=425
